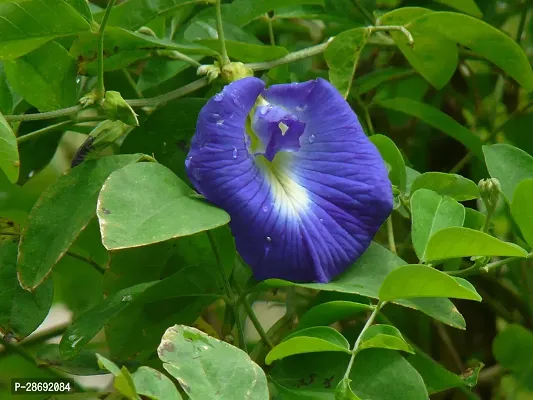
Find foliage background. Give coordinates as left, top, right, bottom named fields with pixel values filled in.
left=1, top=0, right=533, bottom=399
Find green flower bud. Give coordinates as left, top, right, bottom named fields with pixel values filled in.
left=220, top=62, right=254, bottom=83
left=101, top=91, right=139, bottom=126
left=478, top=178, right=501, bottom=210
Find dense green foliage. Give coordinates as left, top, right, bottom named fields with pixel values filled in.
left=1, top=0, right=533, bottom=399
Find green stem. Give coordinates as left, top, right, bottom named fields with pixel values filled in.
left=5, top=106, right=83, bottom=122
left=386, top=216, right=397, bottom=255
left=122, top=69, right=144, bottom=99
left=206, top=231, right=246, bottom=350
left=266, top=13, right=276, bottom=46
left=97, top=0, right=117, bottom=99
left=16, top=117, right=106, bottom=144
left=163, top=50, right=202, bottom=67
left=369, top=25, right=413, bottom=45
left=356, top=97, right=374, bottom=135
left=516, top=5, right=529, bottom=44
left=449, top=152, right=473, bottom=174
left=343, top=301, right=385, bottom=380
left=242, top=297, right=274, bottom=349
left=126, top=76, right=209, bottom=107
left=0, top=335, right=85, bottom=392
left=66, top=251, right=106, bottom=274
left=214, top=0, right=229, bottom=65
left=352, top=0, right=376, bottom=25
left=447, top=252, right=533, bottom=277
left=246, top=40, right=331, bottom=71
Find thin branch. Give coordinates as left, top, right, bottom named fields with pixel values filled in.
left=214, top=0, right=229, bottom=65
left=243, top=297, right=274, bottom=349
left=246, top=40, right=331, bottom=71
left=66, top=251, right=106, bottom=274
left=97, top=0, right=118, bottom=98
left=386, top=216, right=397, bottom=255
left=352, top=0, right=376, bottom=25
left=126, top=76, right=209, bottom=107
left=266, top=13, right=275, bottom=46
left=447, top=252, right=533, bottom=277
left=5, top=105, right=83, bottom=122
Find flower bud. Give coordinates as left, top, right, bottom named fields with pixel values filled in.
left=478, top=178, right=501, bottom=210
left=101, top=91, right=139, bottom=126
left=220, top=62, right=254, bottom=83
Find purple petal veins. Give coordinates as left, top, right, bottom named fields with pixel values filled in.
left=186, top=77, right=392, bottom=283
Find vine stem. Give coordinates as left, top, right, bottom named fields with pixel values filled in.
left=386, top=216, right=397, bottom=255
left=97, top=0, right=117, bottom=99
left=266, top=13, right=276, bottom=46
left=0, top=335, right=86, bottom=392
left=343, top=301, right=386, bottom=380
left=447, top=252, right=533, bottom=277
left=242, top=297, right=274, bottom=349
left=206, top=231, right=246, bottom=351
left=352, top=0, right=376, bottom=25
left=66, top=251, right=106, bottom=274
left=214, top=0, right=229, bottom=65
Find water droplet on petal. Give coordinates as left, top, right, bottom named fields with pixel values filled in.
left=319, top=218, right=324, bottom=224
left=213, top=113, right=220, bottom=119
left=122, top=295, right=132, bottom=302
left=185, top=156, right=192, bottom=168
left=232, top=147, right=238, bottom=159
left=262, top=205, right=268, bottom=212
left=192, top=168, right=202, bottom=181
left=308, top=134, right=315, bottom=143
left=295, top=104, right=307, bottom=112
left=266, top=236, right=272, bottom=242
left=214, top=93, right=224, bottom=102
left=216, top=119, right=224, bottom=126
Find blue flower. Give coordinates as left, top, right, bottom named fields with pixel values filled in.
left=186, top=77, right=392, bottom=283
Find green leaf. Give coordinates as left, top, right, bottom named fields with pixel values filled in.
left=463, top=208, right=485, bottom=231
left=36, top=344, right=104, bottom=376
left=370, top=135, right=406, bottom=192
left=409, top=12, right=533, bottom=91
left=484, top=143, right=533, bottom=202
left=425, top=227, right=528, bottom=261
left=511, top=179, right=533, bottom=246
left=411, top=189, right=465, bottom=261
left=97, top=162, right=230, bottom=250
left=17, top=154, right=144, bottom=290
left=378, top=7, right=458, bottom=89
left=359, top=324, right=414, bottom=353
left=351, top=68, right=414, bottom=98
left=71, top=27, right=215, bottom=75
left=325, top=28, right=369, bottom=98
left=0, top=240, right=53, bottom=340
left=60, top=281, right=157, bottom=359
left=297, top=301, right=373, bottom=330
left=121, top=98, right=205, bottom=181
left=132, top=366, right=183, bottom=400
left=5, top=41, right=77, bottom=112
left=61, top=261, right=225, bottom=359
left=95, top=0, right=191, bottom=30
left=223, top=0, right=323, bottom=26
left=266, top=327, right=351, bottom=365
left=379, top=264, right=481, bottom=301
left=407, top=351, right=472, bottom=394
left=65, top=0, right=93, bottom=22
left=493, top=324, right=533, bottom=391
left=158, top=325, right=269, bottom=399
left=96, top=354, right=139, bottom=400
left=376, top=98, right=483, bottom=158
left=432, top=0, right=482, bottom=17
left=255, top=243, right=467, bottom=329
left=0, top=64, right=13, bottom=115
left=0, top=112, right=19, bottom=183
left=270, top=350, right=429, bottom=400
left=335, top=378, right=362, bottom=400
left=0, top=0, right=91, bottom=59
left=198, top=39, right=288, bottom=63
left=103, top=235, right=229, bottom=360
left=410, top=172, right=479, bottom=200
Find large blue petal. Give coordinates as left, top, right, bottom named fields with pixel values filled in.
left=186, top=77, right=392, bottom=283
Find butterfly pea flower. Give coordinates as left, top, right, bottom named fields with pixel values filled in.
left=185, top=77, right=392, bottom=283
